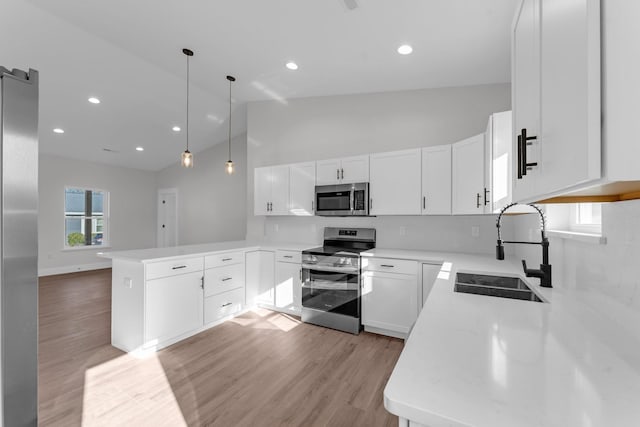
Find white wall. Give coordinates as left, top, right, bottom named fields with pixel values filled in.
left=38, top=154, right=157, bottom=275
left=247, top=83, right=513, bottom=253
left=513, top=200, right=640, bottom=343
left=156, top=134, right=247, bottom=245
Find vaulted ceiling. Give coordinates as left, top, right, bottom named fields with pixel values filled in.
left=0, top=0, right=517, bottom=171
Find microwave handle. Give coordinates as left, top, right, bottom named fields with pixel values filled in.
left=350, top=189, right=354, bottom=212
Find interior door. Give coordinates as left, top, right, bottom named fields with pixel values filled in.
left=157, top=189, right=177, bottom=247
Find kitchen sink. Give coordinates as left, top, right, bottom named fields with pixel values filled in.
left=454, top=273, right=544, bottom=303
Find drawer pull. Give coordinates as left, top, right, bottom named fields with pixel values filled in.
left=221, top=302, right=233, bottom=307
left=380, top=264, right=395, bottom=268
left=222, top=258, right=232, bottom=261
left=172, top=265, right=187, bottom=270
left=283, top=255, right=293, bottom=259
left=221, top=277, right=232, bottom=282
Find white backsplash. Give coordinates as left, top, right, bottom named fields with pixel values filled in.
left=260, top=214, right=516, bottom=255
left=514, top=199, right=640, bottom=343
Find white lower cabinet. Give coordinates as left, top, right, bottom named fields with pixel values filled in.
left=275, top=251, right=302, bottom=314
left=362, top=258, right=419, bottom=338
left=145, top=271, right=204, bottom=347
left=246, top=250, right=275, bottom=307
left=204, top=287, right=244, bottom=324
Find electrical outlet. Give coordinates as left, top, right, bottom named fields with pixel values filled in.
left=124, top=277, right=133, bottom=289
left=399, top=226, right=406, bottom=236
left=471, top=226, right=480, bottom=238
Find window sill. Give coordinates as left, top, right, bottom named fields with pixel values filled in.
left=62, top=245, right=111, bottom=252
left=546, top=230, right=606, bottom=245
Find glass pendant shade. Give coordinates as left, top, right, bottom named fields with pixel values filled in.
left=226, top=160, right=234, bottom=175
left=181, top=150, right=193, bottom=168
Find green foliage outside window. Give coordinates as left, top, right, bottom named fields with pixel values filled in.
left=67, top=232, right=85, bottom=247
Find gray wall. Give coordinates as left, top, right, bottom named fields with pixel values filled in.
left=156, top=134, right=247, bottom=245
left=38, top=154, right=157, bottom=275
left=246, top=83, right=513, bottom=253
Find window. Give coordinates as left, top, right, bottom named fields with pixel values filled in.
left=570, top=203, right=602, bottom=234
left=64, top=187, right=109, bottom=248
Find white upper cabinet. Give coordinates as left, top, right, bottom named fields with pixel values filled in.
left=289, top=162, right=315, bottom=216
left=315, top=155, right=369, bottom=185
left=253, top=165, right=289, bottom=216
left=512, top=0, right=601, bottom=202
left=421, top=145, right=452, bottom=215
left=486, top=111, right=515, bottom=213
left=452, top=134, right=485, bottom=215
left=369, top=149, right=421, bottom=215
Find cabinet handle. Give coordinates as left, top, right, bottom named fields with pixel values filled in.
left=423, top=196, right=426, bottom=210
left=172, top=265, right=187, bottom=270
left=222, top=277, right=232, bottom=281
left=484, top=188, right=490, bottom=206
left=380, top=264, right=394, bottom=268
left=341, top=168, right=344, bottom=180
left=299, top=268, right=302, bottom=281
left=521, top=128, right=538, bottom=176
left=370, top=198, right=373, bottom=210
left=221, top=302, right=232, bottom=307
left=517, top=134, right=523, bottom=179
left=337, top=169, right=340, bottom=180
left=283, top=255, right=293, bottom=258
left=311, top=201, right=314, bottom=212
left=222, top=258, right=232, bottom=261
left=476, top=193, right=481, bottom=208
left=200, top=276, right=204, bottom=289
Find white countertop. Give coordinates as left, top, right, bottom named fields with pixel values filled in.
left=98, top=240, right=312, bottom=263
left=381, top=250, right=640, bottom=427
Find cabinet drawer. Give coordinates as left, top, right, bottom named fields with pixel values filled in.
left=146, top=257, right=203, bottom=280
left=364, top=258, right=417, bottom=275
left=204, top=287, right=244, bottom=324
left=204, top=263, right=245, bottom=297
left=204, top=251, right=244, bottom=269
left=276, top=250, right=301, bottom=263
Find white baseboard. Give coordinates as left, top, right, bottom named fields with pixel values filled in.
left=38, top=261, right=112, bottom=277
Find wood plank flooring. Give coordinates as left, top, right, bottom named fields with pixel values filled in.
left=38, top=269, right=404, bottom=426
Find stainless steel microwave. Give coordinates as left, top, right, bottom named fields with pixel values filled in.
left=314, top=183, right=369, bottom=216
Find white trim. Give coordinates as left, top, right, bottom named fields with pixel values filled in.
left=547, top=230, right=606, bottom=245
left=38, top=261, right=112, bottom=277
left=61, top=245, right=111, bottom=252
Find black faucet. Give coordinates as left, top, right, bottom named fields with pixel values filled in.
left=496, top=203, right=552, bottom=288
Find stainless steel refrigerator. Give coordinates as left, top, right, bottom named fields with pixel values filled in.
left=0, top=66, right=39, bottom=426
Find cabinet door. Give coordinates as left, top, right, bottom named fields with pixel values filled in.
left=370, top=149, right=421, bottom=215
left=289, top=162, right=315, bottom=216
left=254, top=167, right=272, bottom=216
left=539, top=0, right=600, bottom=195
left=512, top=0, right=541, bottom=202
left=340, top=155, right=369, bottom=183
left=275, top=261, right=302, bottom=314
left=452, top=134, right=485, bottom=215
left=421, top=145, right=452, bottom=215
left=252, top=251, right=275, bottom=307
left=362, top=271, right=418, bottom=334
left=489, top=111, right=513, bottom=213
left=269, top=165, right=290, bottom=215
left=316, top=159, right=341, bottom=185
left=145, top=271, right=204, bottom=346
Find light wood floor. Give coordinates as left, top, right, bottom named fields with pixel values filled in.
left=39, top=269, right=404, bottom=426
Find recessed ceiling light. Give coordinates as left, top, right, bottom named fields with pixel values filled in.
left=53, top=128, right=64, bottom=134
left=136, top=146, right=144, bottom=152
left=172, top=126, right=181, bottom=132
left=397, top=44, right=413, bottom=55
left=88, top=97, right=100, bottom=104
left=285, top=62, right=299, bottom=71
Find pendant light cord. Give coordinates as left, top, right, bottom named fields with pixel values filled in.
left=186, top=54, right=190, bottom=152
left=228, top=78, right=232, bottom=161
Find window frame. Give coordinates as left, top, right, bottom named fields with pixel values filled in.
left=568, top=203, right=602, bottom=234
left=63, top=186, right=110, bottom=250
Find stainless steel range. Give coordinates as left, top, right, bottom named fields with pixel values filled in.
left=301, top=227, right=376, bottom=334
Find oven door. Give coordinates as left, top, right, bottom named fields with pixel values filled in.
left=301, top=267, right=360, bottom=318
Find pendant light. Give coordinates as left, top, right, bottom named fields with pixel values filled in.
left=181, top=48, right=194, bottom=168
left=225, top=75, right=236, bottom=175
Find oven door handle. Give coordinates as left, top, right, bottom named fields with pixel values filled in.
left=302, top=264, right=359, bottom=273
